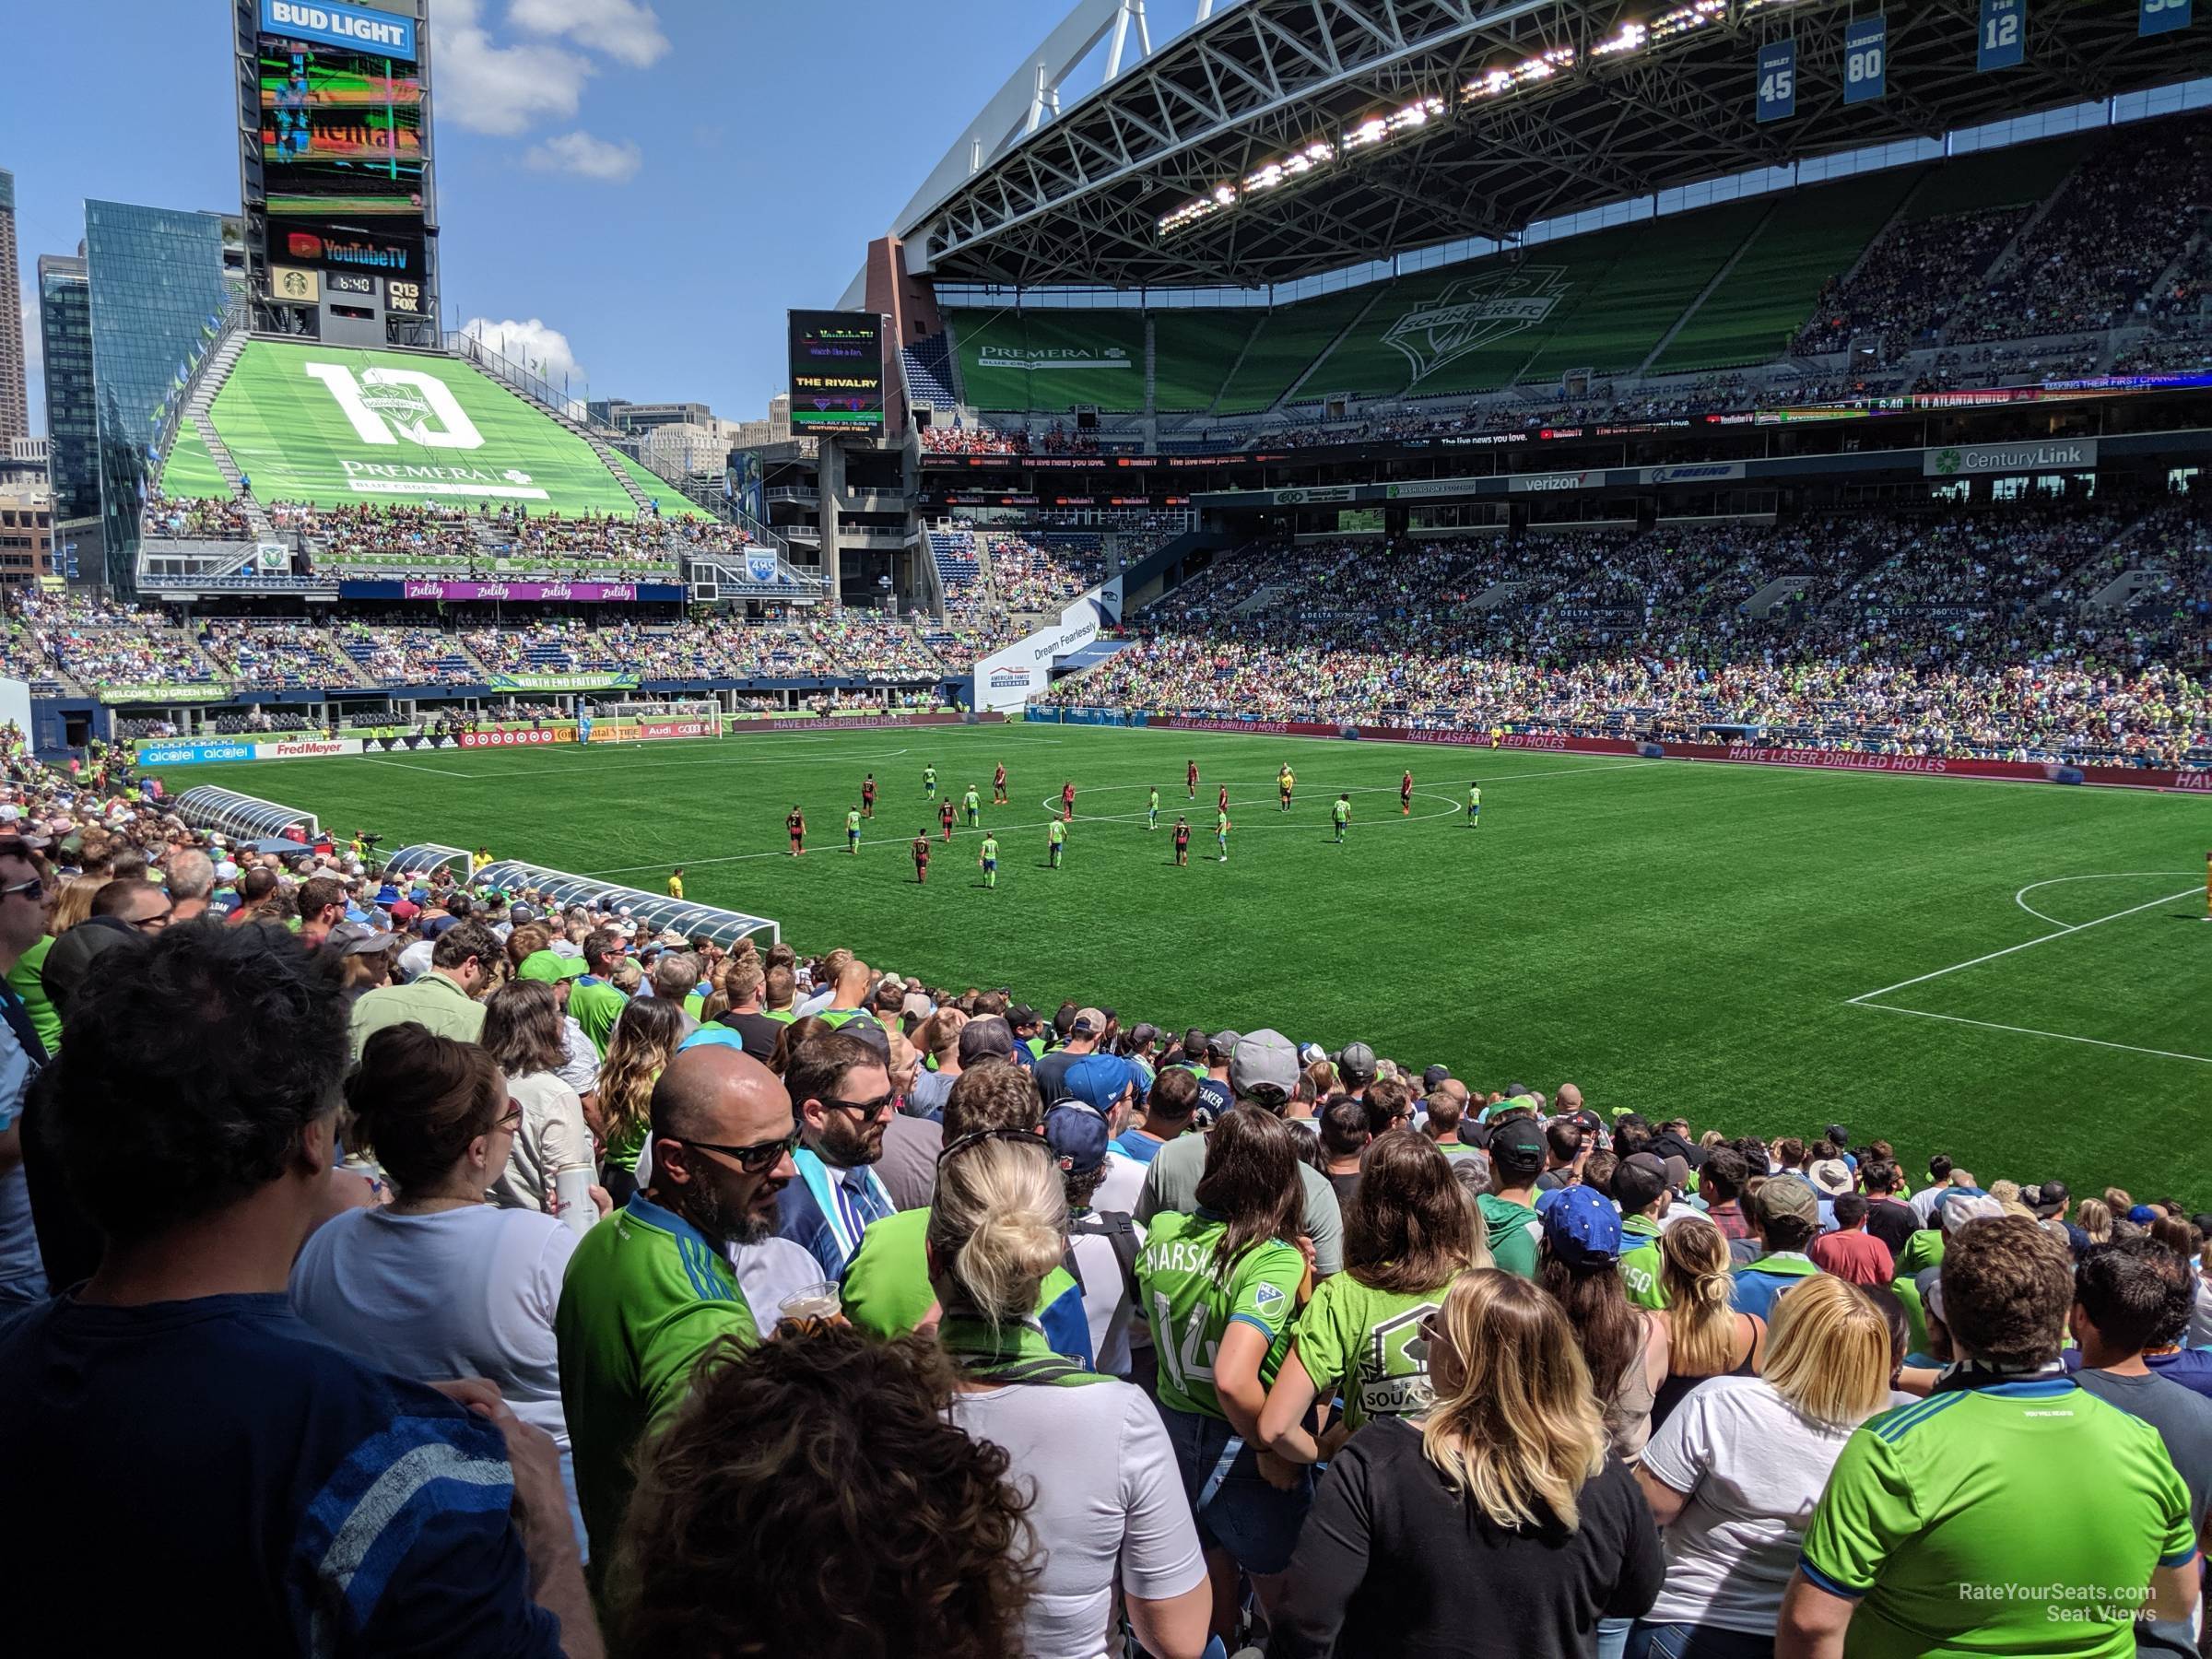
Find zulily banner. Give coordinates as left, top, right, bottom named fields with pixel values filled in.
left=336, top=580, right=685, bottom=603
left=259, top=0, right=418, bottom=61
left=488, top=672, right=640, bottom=693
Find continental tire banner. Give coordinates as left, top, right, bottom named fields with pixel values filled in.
left=1147, top=717, right=2206, bottom=793
left=456, top=727, right=577, bottom=748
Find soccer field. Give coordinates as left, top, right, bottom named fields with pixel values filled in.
left=159, top=724, right=2212, bottom=1196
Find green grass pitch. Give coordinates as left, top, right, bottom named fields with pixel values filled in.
left=159, top=724, right=2212, bottom=1197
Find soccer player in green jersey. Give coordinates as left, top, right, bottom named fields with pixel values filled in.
left=1137, top=1108, right=1313, bottom=1617
left=1215, top=806, right=1231, bottom=862
left=962, top=785, right=981, bottom=827
left=1332, top=793, right=1350, bottom=843
left=1047, top=818, right=1065, bottom=868
left=924, top=764, right=937, bottom=800
left=1147, top=785, right=1160, bottom=829
left=1467, top=781, right=1481, bottom=827
left=978, top=832, right=999, bottom=888
left=844, top=806, right=862, bottom=853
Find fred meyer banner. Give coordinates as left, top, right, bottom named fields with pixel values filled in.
left=489, top=672, right=640, bottom=693
left=260, top=0, right=417, bottom=60
left=138, top=737, right=364, bottom=767
left=100, top=683, right=233, bottom=705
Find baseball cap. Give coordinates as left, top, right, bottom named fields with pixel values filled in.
left=1205, top=1029, right=1241, bottom=1063
left=1230, top=1029, right=1299, bottom=1101
left=215, top=860, right=240, bottom=882
left=1299, top=1041, right=1327, bottom=1067
left=1491, top=1116, right=1547, bottom=1178
left=1612, top=1153, right=1671, bottom=1214
left=515, top=949, right=570, bottom=983
left=900, top=991, right=935, bottom=1022
left=1942, top=1194, right=2005, bottom=1232
left=1336, top=1041, right=1378, bottom=1084
left=1070, top=1006, right=1107, bottom=1039
left=2029, top=1179, right=2071, bottom=1218
left=324, top=921, right=397, bottom=957
left=1060, top=1053, right=1135, bottom=1115
left=1422, top=1064, right=1453, bottom=1089
left=510, top=902, right=537, bottom=924
left=1007, top=1004, right=1037, bottom=1029
left=2129, top=1204, right=2159, bottom=1226
left=958, top=1016, right=1017, bottom=1066
left=1542, top=1186, right=1624, bottom=1269
left=1807, top=1158, right=1854, bottom=1196
left=1043, top=1101, right=1111, bottom=1176
left=1756, top=1178, right=1819, bottom=1231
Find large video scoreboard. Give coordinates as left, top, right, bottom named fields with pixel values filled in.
left=789, top=311, right=886, bottom=433
left=241, top=0, right=435, bottom=339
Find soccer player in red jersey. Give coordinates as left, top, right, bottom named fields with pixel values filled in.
left=993, top=761, right=1008, bottom=805
left=939, top=800, right=956, bottom=841
left=912, top=830, right=931, bottom=883
left=1401, top=769, right=1415, bottom=816
left=1061, top=781, right=1077, bottom=822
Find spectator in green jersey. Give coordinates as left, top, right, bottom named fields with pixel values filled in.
left=1781, top=1216, right=2200, bottom=1659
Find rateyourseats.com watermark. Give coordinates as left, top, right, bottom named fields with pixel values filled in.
left=1959, top=1583, right=2160, bottom=1623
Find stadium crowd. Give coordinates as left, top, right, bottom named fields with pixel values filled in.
left=0, top=753, right=2206, bottom=1655
left=142, top=491, right=255, bottom=542
left=1053, top=500, right=2212, bottom=767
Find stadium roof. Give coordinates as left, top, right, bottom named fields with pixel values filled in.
left=899, top=0, right=2212, bottom=292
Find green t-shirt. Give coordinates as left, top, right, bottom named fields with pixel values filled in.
left=1290, top=1271, right=1453, bottom=1429
left=8, top=935, right=60, bottom=1055
left=1216, top=812, right=1230, bottom=835
left=1801, top=1377, right=2194, bottom=1659
left=846, top=810, right=861, bottom=834
left=980, top=836, right=999, bottom=862
left=569, top=978, right=629, bottom=1057
left=1469, top=786, right=1481, bottom=806
left=1048, top=820, right=1065, bottom=845
left=924, top=768, right=936, bottom=786
left=840, top=1206, right=1084, bottom=1348
left=1619, top=1213, right=1667, bottom=1310
left=1332, top=799, right=1350, bottom=823
left=1137, top=1209, right=1303, bottom=1420
left=1478, top=1192, right=1541, bottom=1278
left=555, top=1192, right=759, bottom=1571
left=1148, top=790, right=1159, bottom=810
left=963, top=790, right=979, bottom=812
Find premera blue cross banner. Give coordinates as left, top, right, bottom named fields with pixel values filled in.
left=1978, top=0, right=2025, bottom=69
left=1756, top=39, right=1797, bottom=123
left=1843, top=15, right=1887, bottom=105
left=2142, top=0, right=2193, bottom=36
left=259, top=0, right=417, bottom=63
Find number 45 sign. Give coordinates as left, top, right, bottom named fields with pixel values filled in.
left=1756, top=38, right=1795, bottom=124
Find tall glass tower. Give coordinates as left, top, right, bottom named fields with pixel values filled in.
left=83, top=201, right=232, bottom=594
left=36, top=253, right=95, bottom=524
left=0, top=171, right=27, bottom=449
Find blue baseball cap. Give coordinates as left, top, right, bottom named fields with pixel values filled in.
left=1044, top=1101, right=1111, bottom=1175
left=1541, top=1186, right=1623, bottom=1268
left=1060, top=1053, right=1135, bottom=1115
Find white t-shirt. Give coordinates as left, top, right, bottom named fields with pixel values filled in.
left=1639, top=1373, right=1860, bottom=1634
left=289, top=1204, right=577, bottom=1448
left=948, top=1376, right=1205, bottom=1659
left=1091, top=1148, right=1145, bottom=1218
left=1067, top=1211, right=1147, bottom=1378
left=730, top=1235, right=827, bottom=1332
left=490, top=1069, right=592, bottom=1214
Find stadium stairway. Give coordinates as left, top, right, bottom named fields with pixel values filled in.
left=1744, top=574, right=1816, bottom=618
left=184, top=333, right=277, bottom=542
left=1273, top=285, right=1392, bottom=412
left=1637, top=200, right=1777, bottom=375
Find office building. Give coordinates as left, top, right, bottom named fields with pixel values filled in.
left=37, top=253, right=95, bottom=523
left=0, top=172, right=28, bottom=448
left=83, top=201, right=233, bottom=592
left=0, top=484, right=55, bottom=590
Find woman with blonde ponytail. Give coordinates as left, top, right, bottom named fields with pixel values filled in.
left=1271, top=1270, right=1664, bottom=1659
left=930, top=1132, right=1210, bottom=1659
left=1651, top=1215, right=1766, bottom=1436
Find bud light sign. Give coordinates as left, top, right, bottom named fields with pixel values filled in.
left=260, top=0, right=418, bottom=61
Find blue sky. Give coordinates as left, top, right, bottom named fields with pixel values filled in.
left=5, top=0, right=1201, bottom=429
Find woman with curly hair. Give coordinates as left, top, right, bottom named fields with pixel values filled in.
left=614, top=1324, right=1036, bottom=1659
left=1270, top=1269, right=1663, bottom=1659
left=930, top=1131, right=1210, bottom=1659
left=1258, top=1129, right=1481, bottom=1464
left=588, top=996, right=687, bottom=1206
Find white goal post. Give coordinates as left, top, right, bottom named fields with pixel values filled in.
left=580, top=699, right=724, bottom=742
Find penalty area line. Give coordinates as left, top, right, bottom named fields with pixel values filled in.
left=1844, top=887, right=2200, bottom=1006
left=1849, top=1004, right=2212, bottom=1066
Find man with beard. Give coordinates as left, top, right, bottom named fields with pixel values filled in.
left=556, top=1043, right=798, bottom=1572
left=773, top=1030, right=897, bottom=1279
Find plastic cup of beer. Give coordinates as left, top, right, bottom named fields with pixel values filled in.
left=779, top=1279, right=842, bottom=1325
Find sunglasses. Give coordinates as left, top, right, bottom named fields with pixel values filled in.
left=820, top=1091, right=897, bottom=1120
left=494, top=1100, right=524, bottom=1135
left=937, top=1125, right=1049, bottom=1165
left=676, top=1124, right=803, bottom=1175
left=0, top=877, right=46, bottom=903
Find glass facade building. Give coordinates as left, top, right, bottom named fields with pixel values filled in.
left=84, top=201, right=234, bottom=593
left=36, top=255, right=96, bottom=524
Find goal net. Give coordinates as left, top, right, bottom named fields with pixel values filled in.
left=580, top=699, right=724, bottom=744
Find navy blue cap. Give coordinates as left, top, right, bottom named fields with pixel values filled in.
left=1044, top=1101, right=1111, bottom=1175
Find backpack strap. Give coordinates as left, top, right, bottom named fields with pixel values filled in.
left=1070, top=1209, right=1142, bottom=1308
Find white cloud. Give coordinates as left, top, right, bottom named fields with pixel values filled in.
left=524, top=131, right=643, bottom=183
left=460, top=317, right=589, bottom=397
left=431, top=0, right=594, bottom=135
left=507, top=0, right=670, bottom=69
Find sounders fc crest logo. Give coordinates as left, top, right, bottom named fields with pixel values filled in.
left=1382, top=266, right=1569, bottom=387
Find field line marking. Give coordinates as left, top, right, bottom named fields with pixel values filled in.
left=1846, top=886, right=2201, bottom=1006
left=2014, top=872, right=2203, bottom=927
left=1851, top=1004, right=2212, bottom=1066
left=359, top=757, right=482, bottom=779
